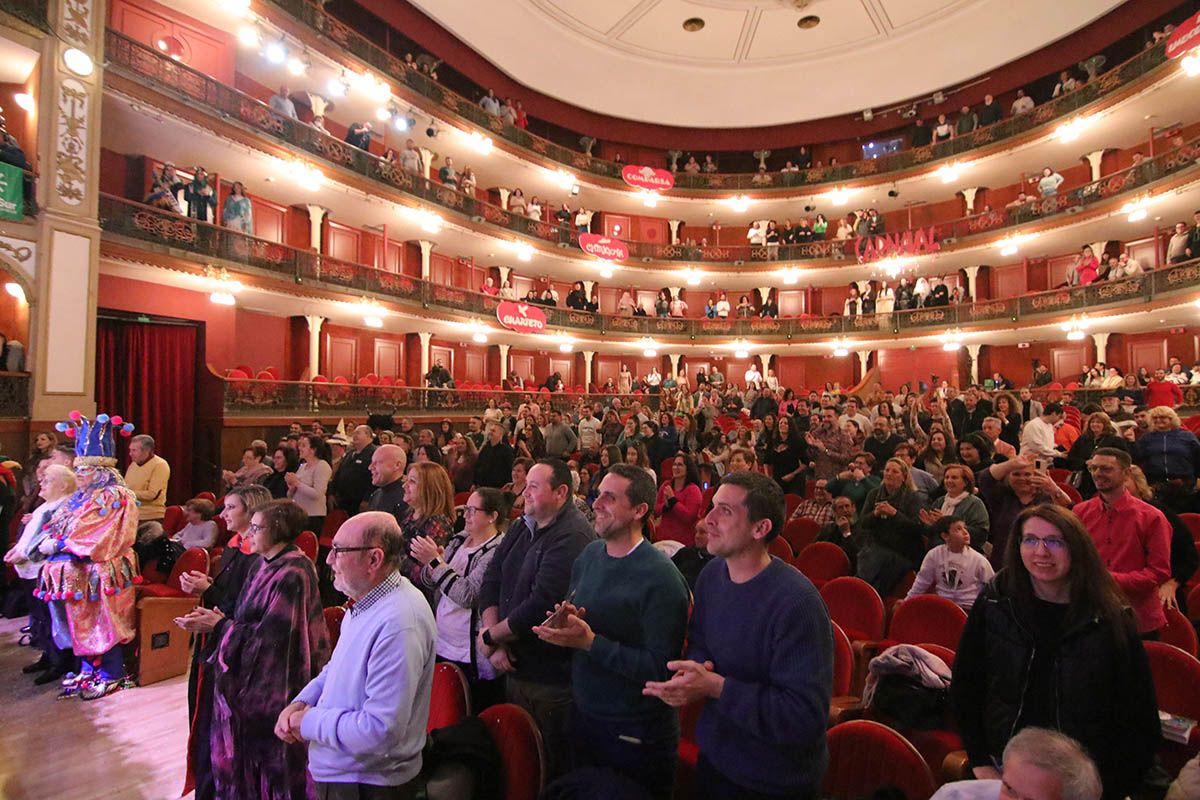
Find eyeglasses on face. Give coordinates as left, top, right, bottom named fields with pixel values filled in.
left=463, top=505, right=488, bottom=515
left=329, top=545, right=380, bottom=558
left=247, top=522, right=267, bottom=533
left=1019, top=535, right=1067, bottom=552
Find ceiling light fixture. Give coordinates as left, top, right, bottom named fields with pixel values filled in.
left=1182, top=51, right=1200, bottom=77
left=639, top=189, right=659, bottom=208
left=830, top=338, right=850, bottom=358
left=724, top=194, right=752, bottom=213
left=682, top=17, right=705, bottom=32
left=1120, top=195, right=1154, bottom=223
left=400, top=207, right=442, bottom=234
left=827, top=186, right=857, bottom=206
left=4, top=282, right=25, bottom=303
left=1055, top=115, right=1093, bottom=143
left=462, top=129, right=493, bottom=154
left=936, top=162, right=965, bottom=184
left=206, top=266, right=241, bottom=306
left=286, top=52, right=309, bottom=77
left=797, top=14, right=820, bottom=29
left=62, top=48, right=94, bottom=76
left=237, top=23, right=261, bottom=47
left=684, top=268, right=702, bottom=286
left=940, top=329, right=964, bottom=352
left=640, top=338, right=658, bottom=357
left=220, top=0, right=251, bottom=14
left=779, top=267, right=801, bottom=285
left=12, top=93, right=33, bottom=112
left=287, top=161, right=323, bottom=191
left=996, top=233, right=1035, bottom=257
left=1061, top=315, right=1089, bottom=341
left=326, top=72, right=350, bottom=98
left=262, top=38, right=287, bottom=65
left=732, top=339, right=752, bottom=359
left=552, top=169, right=576, bottom=190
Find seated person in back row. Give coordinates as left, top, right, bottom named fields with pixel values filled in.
left=174, top=498, right=220, bottom=550
left=906, top=517, right=994, bottom=611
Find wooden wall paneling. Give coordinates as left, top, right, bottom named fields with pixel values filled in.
left=1051, top=345, right=1090, bottom=385
left=325, top=335, right=358, bottom=380
left=430, top=345, right=454, bottom=379
left=374, top=339, right=402, bottom=378
left=1128, top=339, right=1167, bottom=376
left=325, top=221, right=360, bottom=262
left=549, top=358, right=573, bottom=387
left=510, top=354, right=534, bottom=384
left=603, top=214, right=632, bottom=239
left=465, top=350, right=485, bottom=383
left=594, top=358, right=619, bottom=389
left=108, top=0, right=236, bottom=83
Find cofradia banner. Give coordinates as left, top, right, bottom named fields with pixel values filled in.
left=496, top=300, right=548, bottom=334
left=0, top=162, right=23, bottom=222
left=622, top=165, right=674, bottom=191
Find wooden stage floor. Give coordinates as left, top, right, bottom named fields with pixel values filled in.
left=0, top=617, right=190, bottom=799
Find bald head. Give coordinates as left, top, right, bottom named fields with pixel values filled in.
left=369, top=444, right=407, bottom=486
left=328, top=511, right=404, bottom=599
left=351, top=424, right=374, bottom=451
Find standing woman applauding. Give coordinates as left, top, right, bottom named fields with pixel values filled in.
left=180, top=499, right=330, bottom=800
left=399, top=462, right=456, bottom=587
left=286, top=434, right=331, bottom=535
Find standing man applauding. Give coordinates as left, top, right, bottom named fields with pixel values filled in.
left=645, top=471, right=833, bottom=800
left=535, top=463, right=689, bottom=798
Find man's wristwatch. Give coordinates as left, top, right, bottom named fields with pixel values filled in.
left=481, top=629, right=495, bottom=647
left=428, top=558, right=442, bottom=569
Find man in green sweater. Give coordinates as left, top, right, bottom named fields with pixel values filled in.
left=535, top=463, right=690, bottom=799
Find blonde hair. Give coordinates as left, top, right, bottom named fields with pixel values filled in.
left=408, top=462, right=455, bottom=520
left=1148, top=406, right=1181, bottom=429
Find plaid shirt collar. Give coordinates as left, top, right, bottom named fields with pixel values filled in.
left=347, top=570, right=403, bottom=617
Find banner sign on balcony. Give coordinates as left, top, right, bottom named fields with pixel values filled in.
left=622, top=165, right=675, bottom=192
left=0, top=162, right=23, bottom=222
left=496, top=300, right=548, bottom=334
left=1166, top=11, right=1200, bottom=59
left=578, top=233, right=630, bottom=261
left=855, top=226, right=942, bottom=262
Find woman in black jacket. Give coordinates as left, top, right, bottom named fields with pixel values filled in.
left=853, top=457, right=925, bottom=596
left=952, top=504, right=1159, bottom=800
left=1065, top=411, right=1128, bottom=498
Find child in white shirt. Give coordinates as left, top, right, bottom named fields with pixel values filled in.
left=907, top=517, right=994, bottom=610
left=174, top=498, right=220, bottom=550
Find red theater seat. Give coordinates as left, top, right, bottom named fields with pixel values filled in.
left=321, top=509, right=349, bottom=548
left=820, top=577, right=886, bottom=643
left=1145, top=641, right=1200, bottom=772
left=795, top=542, right=850, bottom=588
left=885, top=595, right=968, bottom=652
left=479, top=703, right=546, bottom=800
left=782, top=517, right=821, bottom=554
left=323, top=606, right=346, bottom=649
left=296, top=530, right=319, bottom=562
left=136, top=547, right=209, bottom=685
left=427, top=662, right=471, bottom=733
left=823, top=721, right=935, bottom=800
left=161, top=505, right=185, bottom=537
left=1161, top=607, right=1199, bottom=657
left=768, top=536, right=794, bottom=564
left=784, top=493, right=804, bottom=519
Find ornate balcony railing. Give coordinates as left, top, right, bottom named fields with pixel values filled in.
left=0, top=0, right=49, bottom=30
left=0, top=372, right=31, bottom=418
left=99, top=192, right=1200, bottom=341
left=265, top=0, right=1171, bottom=191
left=104, top=29, right=1200, bottom=269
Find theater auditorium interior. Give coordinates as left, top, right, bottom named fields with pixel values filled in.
left=1, top=0, right=1200, bottom=797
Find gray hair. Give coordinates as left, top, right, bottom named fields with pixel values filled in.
left=982, top=416, right=1002, bottom=428
left=130, top=434, right=155, bottom=452
left=354, top=511, right=405, bottom=568
left=1002, top=728, right=1102, bottom=800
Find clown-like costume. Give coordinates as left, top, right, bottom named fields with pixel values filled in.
left=35, top=412, right=139, bottom=699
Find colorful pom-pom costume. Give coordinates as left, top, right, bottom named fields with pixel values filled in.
left=37, top=411, right=139, bottom=680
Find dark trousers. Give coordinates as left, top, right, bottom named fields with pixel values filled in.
left=572, top=707, right=679, bottom=800
left=315, top=781, right=419, bottom=800
left=25, top=583, right=73, bottom=669
left=695, top=755, right=816, bottom=800
left=506, top=677, right=573, bottom=781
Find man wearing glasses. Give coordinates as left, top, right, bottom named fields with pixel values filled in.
left=1074, top=448, right=1171, bottom=637
left=275, top=512, right=436, bottom=799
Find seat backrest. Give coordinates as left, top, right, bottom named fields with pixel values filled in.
left=784, top=493, right=804, bottom=519
left=1161, top=607, right=1199, bottom=657
left=1180, top=513, right=1200, bottom=549
left=194, top=491, right=216, bottom=502
left=454, top=491, right=472, bottom=507
left=296, top=530, right=319, bottom=562
left=1145, top=641, right=1200, bottom=720
left=783, top=517, right=821, bottom=554
left=824, top=720, right=936, bottom=800
left=479, top=703, right=546, bottom=800
left=321, top=509, right=349, bottom=548
left=832, top=622, right=854, bottom=697
left=1189, top=583, right=1200, bottom=626
left=167, top=547, right=210, bottom=593
left=427, top=662, right=472, bottom=732
left=821, top=577, right=886, bottom=641
left=795, top=542, right=851, bottom=587
left=768, top=536, right=794, bottom=564
left=1055, top=481, right=1083, bottom=505
left=162, top=505, right=185, bottom=536
left=916, top=642, right=957, bottom=668
left=323, top=606, right=346, bottom=649
left=889, top=595, right=968, bottom=650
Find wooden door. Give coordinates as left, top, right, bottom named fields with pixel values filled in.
left=1051, top=346, right=1089, bottom=385
left=1128, top=339, right=1167, bottom=377
left=325, top=335, right=357, bottom=380
left=549, top=358, right=573, bottom=388
left=594, top=358, right=618, bottom=390
left=465, top=350, right=485, bottom=384
left=325, top=222, right=360, bottom=262
left=374, top=339, right=401, bottom=378
left=510, top=354, right=534, bottom=384
left=430, top=345, right=454, bottom=380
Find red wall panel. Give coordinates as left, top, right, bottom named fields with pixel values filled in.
left=326, top=221, right=361, bottom=262
left=109, top=0, right=235, bottom=84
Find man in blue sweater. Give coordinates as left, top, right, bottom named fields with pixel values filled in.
left=478, top=458, right=596, bottom=779
left=275, top=512, right=436, bottom=798
left=535, top=463, right=690, bottom=798
left=645, top=470, right=833, bottom=799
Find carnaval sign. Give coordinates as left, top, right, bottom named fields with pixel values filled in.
left=622, top=164, right=675, bottom=192
left=854, top=227, right=942, bottom=262
left=578, top=233, right=630, bottom=261
left=496, top=300, right=547, bottom=334
left=1166, top=11, right=1200, bottom=59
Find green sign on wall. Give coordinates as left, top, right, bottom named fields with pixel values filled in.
left=0, top=161, right=24, bottom=221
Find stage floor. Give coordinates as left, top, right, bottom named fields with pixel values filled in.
left=0, top=617, right=190, bottom=799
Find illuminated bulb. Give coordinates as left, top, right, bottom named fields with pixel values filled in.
left=781, top=268, right=800, bottom=285
left=463, top=130, right=493, bottom=154
left=735, top=348, right=749, bottom=359
left=12, top=93, right=33, bottom=112
left=62, top=48, right=94, bottom=76
left=286, top=55, right=306, bottom=77
left=833, top=347, right=849, bottom=357
left=1000, top=244, right=1018, bottom=257
left=599, top=267, right=614, bottom=279
left=237, top=24, right=260, bottom=47
left=553, top=170, right=576, bottom=190
left=827, top=187, right=855, bottom=206
left=368, top=77, right=391, bottom=104
left=640, top=190, right=658, bottom=208
left=936, top=163, right=963, bottom=184
left=516, top=244, right=534, bottom=262
left=210, top=291, right=236, bottom=306
left=1182, top=52, right=1200, bottom=77
left=364, top=315, right=384, bottom=329
left=685, top=269, right=701, bottom=286
left=393, top=115, right=409, bottom=132
left=1066, top=329, right=1085, bottom=341
left=725, top=195, right=752, bottom=213
left=326, top=74, right=348, bottom=97
left=1055, top=116, right=1093, bottom=143
left=558, top=343, right=573, bottom=353
left=263, top=40, right=287, bottom=64
left=4, top=282, right=25, bottom=302
left=643, top=348, right=657, bottom=358
left=942, top=341, right=962, bottom=352
left=1127, top=208, right=1148, bottom=223
left=375, top=106, right=392, bottom=122
left=472, top=331, right=488, bottom=343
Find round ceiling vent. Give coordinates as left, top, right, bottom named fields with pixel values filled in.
left=797, top=15, right=820, bottom=29
left=682, top=17, right=706, bottom=32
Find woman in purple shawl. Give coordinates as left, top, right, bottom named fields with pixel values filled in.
left=179, top=498, right=329, bottom=799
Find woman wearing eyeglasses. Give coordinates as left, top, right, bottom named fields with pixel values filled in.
left=176, top=484, right=272, bottom=800
left=180, top=498, right=330, bottom=800
left=412, top=487, right=508, bottom=710
left=952, top=504, right=1159, bottom=800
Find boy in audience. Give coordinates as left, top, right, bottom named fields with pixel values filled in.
left=906, top=517, right=994, bottom=610
left=173, top=498, right=220, bottom=550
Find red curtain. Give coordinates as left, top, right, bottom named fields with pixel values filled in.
left=95, top=317, right=198, bottom=505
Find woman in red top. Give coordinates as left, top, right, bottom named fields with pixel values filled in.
left=1071, top=245, right=1100, bottom=286
left=654, top=453, right=704, bottom=545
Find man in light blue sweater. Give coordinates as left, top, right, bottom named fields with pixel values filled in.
left=275, top=512, right=436, bottom=799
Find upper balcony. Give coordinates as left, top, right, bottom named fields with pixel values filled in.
left=98, top=190, right=1200, bottom=346
left=258, top=0, right=1181, bottom=196
left=103, top=28, right=1200, bottom=282
left=0, top=0, right=49, bottom=31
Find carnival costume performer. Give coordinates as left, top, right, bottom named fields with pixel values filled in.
left=34, top=410, right=139, bottom=700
